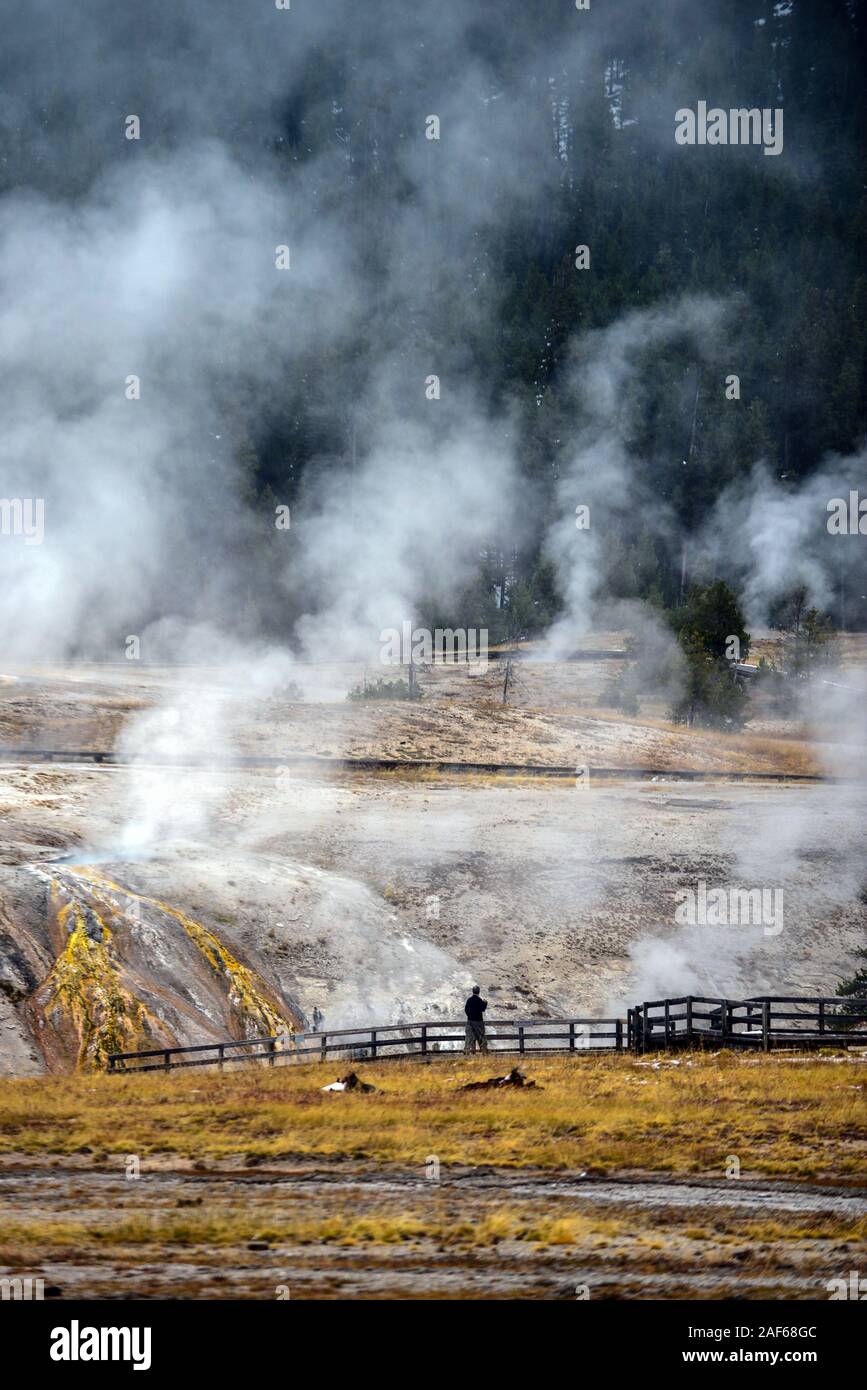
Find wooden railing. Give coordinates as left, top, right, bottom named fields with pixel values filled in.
left=0, top=747, right=830, bottom=782
left=107, top=1016, right=624, bottom=1073
left=627, top=996, right=867, bottom=1052
left=107, top=996, right=867, bottom=1073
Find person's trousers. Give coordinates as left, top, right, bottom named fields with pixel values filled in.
left=465, top=1020, right=487, bottom=1053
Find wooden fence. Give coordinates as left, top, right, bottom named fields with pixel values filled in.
left=628, top=996, right=867, bottom=1052
left=107, top=1016, right=623, bottom=1073
left=107, top=996, right=867, bottom=1073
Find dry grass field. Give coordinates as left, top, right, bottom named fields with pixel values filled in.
left=1, top=1052, right=864, bottom=1298
left=2, top=1050, right=864, bottom=1177
left=1, top=653, right=864, bottom=1297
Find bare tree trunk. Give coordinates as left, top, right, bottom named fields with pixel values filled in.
left=679, top=365, right=701, bottom=603
left=502, top=659, right=514, bottom=706
left=688, top=368, right=701, bottom=460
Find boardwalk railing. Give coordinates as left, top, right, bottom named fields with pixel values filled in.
left=627, top=996, right=867, bottom=1052
left=107, top=996, right=867, bottom=1073
left=107, top=1016, right=623, bottom=1073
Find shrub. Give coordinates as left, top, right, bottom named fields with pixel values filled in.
left=347, top=676, right=412, bottom=702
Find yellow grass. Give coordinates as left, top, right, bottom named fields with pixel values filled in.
left=0, top=1207, right=628, bottom=1251
left=349, top=715, right=823, bottom=778
left=578, top=708, right=822, bottom=775
left=1, top=1051, right=864, bottom=1180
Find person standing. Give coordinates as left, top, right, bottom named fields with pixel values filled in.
left=464, top=986, right=488, bottom=1053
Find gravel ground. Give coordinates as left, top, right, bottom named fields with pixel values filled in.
left=1, top=1156, right=863, bottom=1299
left=0, top=661, right=864, bottom=1072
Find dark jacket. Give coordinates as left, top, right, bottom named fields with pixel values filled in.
left=465, top=994, right=487, bottom=1022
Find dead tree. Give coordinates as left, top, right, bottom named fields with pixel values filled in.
left=502, top=658, right=515, bottom=706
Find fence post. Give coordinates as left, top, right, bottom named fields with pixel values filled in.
left=105, top=1002, right=855, bottom=1077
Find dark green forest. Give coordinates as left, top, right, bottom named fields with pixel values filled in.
left=252, top=1, right=867, bottom=638
left=4, top=0, right=865, bottom=645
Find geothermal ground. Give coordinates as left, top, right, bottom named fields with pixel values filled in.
left=0, top=645, right=866, bottom=1072
left=0, top=648, right=865, bottom=1300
